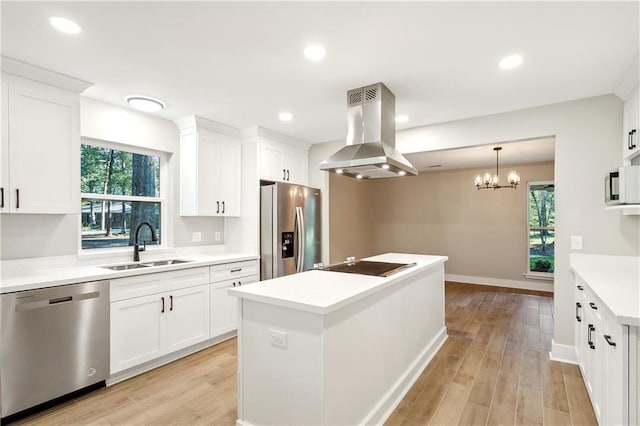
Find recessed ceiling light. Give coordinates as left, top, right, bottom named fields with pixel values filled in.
left=398, top=171, right=407, bottom=176
left=356, top=174, right=363, bottom=179
left=49, top=16, right=82, bottom=34
left=381, top=164, right=390, bottom=170
left=279, top=112, right=293, bottom=121
left=336, top=169, right=343, bottom=174
left=395, top=114, right=409, bottom=123
left=499, top=55, right=523, bottom=70
left=125, top=96, right=165, bottom=113
left=304, top=44, right=327, bottom=61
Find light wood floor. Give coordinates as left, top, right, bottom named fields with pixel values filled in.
left=12, top=282, right=596, bottom=426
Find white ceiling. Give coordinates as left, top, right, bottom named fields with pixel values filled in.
left=1, top=2, right=638, bottom=148
left=405, top=137, right=555, bottom=172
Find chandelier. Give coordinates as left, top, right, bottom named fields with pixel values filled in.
left=474, top=147, right=520, bottom=190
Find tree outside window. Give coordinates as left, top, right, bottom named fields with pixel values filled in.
left=528, top=181, right=555, bottom=275
left=81, top=143, right=162, bottom=250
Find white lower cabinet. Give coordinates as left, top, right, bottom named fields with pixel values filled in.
left=574, top=277, right=630, bottom=425
left=166, top=285, right=211, bottom=353
left=110, top=268, right=210, bottom=374
left=210, top=260, right=259, bottom=338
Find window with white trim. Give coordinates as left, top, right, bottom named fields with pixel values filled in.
left=80, top=141, right=165, bottom=250
left=527, top=181, right=555, bottom=276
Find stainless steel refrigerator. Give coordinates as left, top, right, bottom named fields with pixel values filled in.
left=260, top=182, right=322, bottom=280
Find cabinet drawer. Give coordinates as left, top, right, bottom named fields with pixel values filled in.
left=111, top=267, right=209, bottom=302
left=210, top=260, right=258, bottom=282
left=165, top=267, right=209, bottom=292
left=111, top=274, right=165, bottom=302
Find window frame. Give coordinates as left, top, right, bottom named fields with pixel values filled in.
left=79, top=137, right=168, bottom=254
left=525, top=180, right=555, bottom=280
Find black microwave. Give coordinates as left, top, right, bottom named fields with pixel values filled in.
left=605, top=166, right=640, bottom=205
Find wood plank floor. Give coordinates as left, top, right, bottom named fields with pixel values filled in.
left=12, top=282, right=596, bottom=425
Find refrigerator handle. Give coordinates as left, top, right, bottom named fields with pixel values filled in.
left=294, top=206, right=304, bottom=273
left=298, top=206, right=305, bottom=271
left=293, top=207, right=299, bottom=271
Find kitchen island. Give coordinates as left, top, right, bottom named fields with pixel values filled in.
left=229, top=253, right=448, bottom=425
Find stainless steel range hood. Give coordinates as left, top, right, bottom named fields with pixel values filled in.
left=319, top=82, right=417, bottom=179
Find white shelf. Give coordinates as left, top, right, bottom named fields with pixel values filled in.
left=605, top=204, right=640, bottom=215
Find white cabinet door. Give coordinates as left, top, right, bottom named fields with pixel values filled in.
left=1, top=78, right=9, bottom=212
left=210, top=275, right=258, bottom=337
left=110, top=294, right=166, bottom=374
left=179, top=129, right=241, bottom=217
left=218, top=139, right=241, bottom=216
left=259, top=140, right=308, bottom=185
left=603, top=319, right=628, bottom=426
left=211, top=280, right=237, bottom=337
left=283, top=149, right=307, bottom=185
left=166, top=285, right=210, bottom=353
left=260, top=142, right=285, bottom=182
left=623, top=87, right=639, bottom=162
left=3, top=77, right=79, bottom=214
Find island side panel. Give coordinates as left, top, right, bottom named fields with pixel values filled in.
left=239, top=299, right=324, bottom=425
left=322, top=264, right=447, bottom=425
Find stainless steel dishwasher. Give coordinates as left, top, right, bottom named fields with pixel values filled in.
left=1, top=280, right=109, bottom=420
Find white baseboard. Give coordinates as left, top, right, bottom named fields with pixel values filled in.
left=367, top=327, right=449, bottom=425
left=549, top=340, right=578, bottom=364
left=445, top=274, right=554, bottom=293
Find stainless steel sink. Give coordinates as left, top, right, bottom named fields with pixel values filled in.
left=140, top=259, right=191, bottom=267
left=100, top=259, right=192, bottom=271
left=101, top=263, right=150, bottom=271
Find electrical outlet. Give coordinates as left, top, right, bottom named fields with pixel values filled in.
left=269, top=329, right=287, bottom=349
left=215, top=231, right=221, bottom=241
left=571, top=235, right=583, bottom=250
left=191, top=232, right=202, bottom=243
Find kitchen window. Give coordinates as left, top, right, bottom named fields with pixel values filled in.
left=527, top=181, right=555, bottom=278
left=80, top=140, right=165, bottom=250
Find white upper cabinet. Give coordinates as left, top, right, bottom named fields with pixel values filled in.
left=623, top=86, right=639, bottom=162
left=258, top=137, right=308, bottom=185
left=1, top=70, right=89, bottom=214
left=176, top=116, right=242, bottom=217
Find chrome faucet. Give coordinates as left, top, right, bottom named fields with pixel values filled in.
left=133, top=221, right=158, bottom=262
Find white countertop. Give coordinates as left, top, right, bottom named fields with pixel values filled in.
left=1, top=252, right=258, bottom=294
left=228, top=253, right=448, bottom=315
left=570, top=253, right=640, bottom=326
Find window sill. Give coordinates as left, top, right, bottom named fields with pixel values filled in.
left=523, top=272, right=554, bottom=281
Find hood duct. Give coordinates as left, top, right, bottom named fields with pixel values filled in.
left=319, top=82, right=417, bottom=179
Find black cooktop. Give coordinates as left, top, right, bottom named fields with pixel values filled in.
left=320, top=260, right=416, bottom=277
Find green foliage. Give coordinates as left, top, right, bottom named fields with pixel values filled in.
left=530, top=256, right=554, bottom=273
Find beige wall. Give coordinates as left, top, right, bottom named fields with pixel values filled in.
left=311, top=95, right=638, bottom=354
left=368, top=162, right=554, bottom=281
left=329, top=174, right=375, bottom=263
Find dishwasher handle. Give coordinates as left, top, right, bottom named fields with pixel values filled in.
left=14, top=291, right=101, bottom=312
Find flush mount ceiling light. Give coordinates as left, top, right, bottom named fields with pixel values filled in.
left=278, top=112, right=293, bottom=121
left=474, top=147, right=520, bottom=190
left=395, top=114, right=409, bottom=123
left=499, top=54, right=524, bottom=70
left=48, top=16, right=82, bottom=34
left=304, top=44, right=327, bottom=61
left=125, top=96, right=165, bottom=113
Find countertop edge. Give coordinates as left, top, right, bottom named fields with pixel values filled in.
left=1, top=254, right=259, bottom=294
left=569, top=253, right=640, bottom=326
left=229, top=255, right=448, bottom=314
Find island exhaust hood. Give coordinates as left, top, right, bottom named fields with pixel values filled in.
left=319, top=82, right=417, bottom=179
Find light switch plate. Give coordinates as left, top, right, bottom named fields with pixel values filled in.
left=215, top=231, right=221, bottom=241
left=571, top=235, right=583, bottom=250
